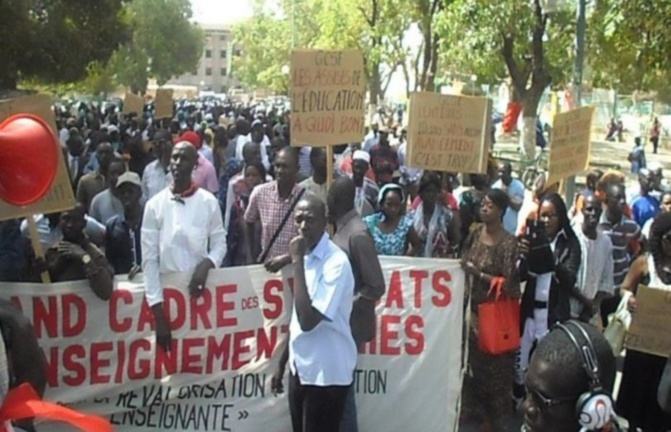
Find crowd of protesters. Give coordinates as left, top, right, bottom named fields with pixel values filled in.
left=0, top=96, right=670, bottom=432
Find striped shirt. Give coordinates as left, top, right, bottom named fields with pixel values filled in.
left=598, top=213, right=641, bottom=289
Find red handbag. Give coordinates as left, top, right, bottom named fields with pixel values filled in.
left=477, top=276, right=520, bottom=355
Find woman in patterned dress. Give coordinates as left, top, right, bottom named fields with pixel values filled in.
left=408, top=172, right=461, bottom=258
left=364, top=184, right=421, bottom=256
left=460, top=188, right=521, bottom=431
left=617, top=212, right=671, bottom=431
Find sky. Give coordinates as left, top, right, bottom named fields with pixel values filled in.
left=190, top=0, right=253, bottom=25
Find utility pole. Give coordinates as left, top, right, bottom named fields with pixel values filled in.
left=565, top=0, right=586, bottom=208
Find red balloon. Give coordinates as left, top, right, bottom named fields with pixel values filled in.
left=0, top=114, right=59, bottom=206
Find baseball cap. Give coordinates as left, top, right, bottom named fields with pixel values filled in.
left=116, top=171, right=142, bottom=188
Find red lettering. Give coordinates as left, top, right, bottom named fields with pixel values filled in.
left=90, top=342, right=113, bottom=384
left=137, top=298, right=155, bottom=332
left=62, top=345, right=86, bottom=386
left=257, top=327, right=278, bottom=360
left=206, top=334, right=231, bottom=374
left=432, top=271, right=452, bottom=307
left=232, top=330, right=254, bottom=370
left=115, top=340, right=127, bottom=383
left=385, top=271, right=404, bottom=309
left=190, top=290, right=213, bottom=330
left=409, top=270, right=429, bottom=308
left=46, top=347, right=58, bottom=387
left=181, top=338, right=204, bottom=374
left=215, top=285, right=238, bottom=328
left=404, top=315, right=425, bottom=355
left=165, top=288, right=186, bottom=330
left=129, top=339, right=152, bottom=380
left=263, top=280, right=284, bottom=320
left=33, top=296, right=58, bottom=338
left=380, top=315, right=401, bottom=355
left=62, top=294, right=86, bottom=337
left=110, top=290, right=133, bottom=333
left=154, top=344, right=177, bottom=378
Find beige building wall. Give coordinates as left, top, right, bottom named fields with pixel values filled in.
left=166, top=24, right=242, bottom=93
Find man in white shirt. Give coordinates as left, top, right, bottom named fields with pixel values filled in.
left=141, top=129, right=173, bottom=201
left=89, top=159, right=125, bottom=225
left=234, top=119, right=271, bottom=170
left=492, top=162, right=525, bottom=234
left=272, top=194, right=356, bottom=432
left=572, top=194, right=614, bottom=322
left=141, top=142, right=227, bottom=352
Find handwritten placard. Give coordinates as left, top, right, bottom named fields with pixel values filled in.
left=0, top=94, right=75, bottom=221
left=546, top=106, right=594, bottom=185
left=290, top=49, right=366, bottom=147
left=406, top=92, right=490, bottom=173
left=625, top=285, right=671, bottom=357
left=154, top=88, right=174, bottom=119
left=123, top=92, right=144, bottom=115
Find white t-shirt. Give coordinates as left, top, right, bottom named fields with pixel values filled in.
left=492, top=178, right=525, bottom=235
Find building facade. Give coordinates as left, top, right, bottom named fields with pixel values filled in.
left=166, top=24, right=242, bottom=94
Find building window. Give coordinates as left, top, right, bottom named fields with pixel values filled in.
left=205, top=49, right=212, bottom=58
left=205, top=67, right=212, bottom=76
left=221, top=85, right=228, bottom=93
left=220, top=68, right=227, bottom=77
left=220, top=35, right=227, bottom=42
left=234, top=49, right=242, bottom=56
left=220, top=50, right=226, bottom=59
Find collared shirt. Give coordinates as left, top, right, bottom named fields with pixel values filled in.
left=398, top=142, right=423, bottom=185
left=299, top=177, right=328, bottom=204
left=571, top=223, right=615, bottom=317
left=492, top=178, right=525, bottom=235
left=289, top=233, right=357, bottom=386
left=141, top=188, right=227, bottom=307
left=20, top=214, right=106, bottom=250
left=598, top=213, right=641, bottom=289
left=333, top=209, right=385, bottom=300
left=234, top=135, right=271, bottom=170
left=369, top=144, right=399, bottom=185
left=89, top=189, right=124, bottom=225
left=105, top=212, right=143, bottom=274
left=244, top=181, right=304, bottom=261
left=76, top=171, right=106, bottom=211
left=631, top=194, right=659, bottom=228
left=142, top=160, right=170, bottom=202
left=193, top=154, right=219, bottom=193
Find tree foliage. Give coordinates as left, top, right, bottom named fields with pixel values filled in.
left=0, top=0, right=129, bottom=90
left=109, top=0, right=205, bottom=93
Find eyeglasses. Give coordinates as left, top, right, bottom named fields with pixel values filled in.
left=525, top=379, right=576, bottom=411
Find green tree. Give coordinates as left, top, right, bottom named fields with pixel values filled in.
left=0, top=0, right=129, bottom=90
left=110, top=0, right=205, bottom=94
left=439, top=0, right=575, bottom=157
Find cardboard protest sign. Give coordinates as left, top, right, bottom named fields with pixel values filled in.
left=0, top=94, right=75, bottom=221
left=406, top=92, right=490, bottom=173
left=3, top=258, right=465, bottom=432
left=123, top=93, right=144, bottom=115
left=625, top=285, right=671, bottom=357
left=546, top=106, right=594, bottom=185
left=290, top=49, right=366, bottom=147
left=154, top=88, right=174, bottom=119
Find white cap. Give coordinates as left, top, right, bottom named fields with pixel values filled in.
left=116, top=171, right=142, bottom=188
left=353, top=150, right=370, bottom=164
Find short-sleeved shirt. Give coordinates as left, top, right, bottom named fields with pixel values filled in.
left=492, top=178, right=525, bottom=235
left=598, top=213, right=641, bottom=289
left=244, top=181, right=304, bottom=261
left=289, top=233, right=356, bottom=386
left=631, top=194, right=659, bottom=228
left=363, top=213, right=412, bottom=256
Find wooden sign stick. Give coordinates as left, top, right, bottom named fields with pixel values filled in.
left=26, top=216, right=50, bottom=283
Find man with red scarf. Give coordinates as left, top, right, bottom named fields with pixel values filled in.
left=141, top=142, right=227, bottom=352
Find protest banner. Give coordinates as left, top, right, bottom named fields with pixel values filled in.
left=546, top=106, right=594, bottom=185
left=123, top=93, right=145, bottom=116
left=290, top=49, right=366, bottom=147
left=154, top=89, right=174, bottom=119
left=625, top=285, right=671, bottom=357
left=0, top=94, right=75, bottom=222
left=0, top=258, right=465, bottom=432
left=406, top=92, right=490, bottom=173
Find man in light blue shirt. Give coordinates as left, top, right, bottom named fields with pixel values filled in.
left=492, top=162, right=525, bottom=235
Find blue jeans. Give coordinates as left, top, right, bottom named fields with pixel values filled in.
left=339, top=382, right=358, bottom=432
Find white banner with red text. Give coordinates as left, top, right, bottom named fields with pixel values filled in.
left=0, top=257, right=465, bottom=432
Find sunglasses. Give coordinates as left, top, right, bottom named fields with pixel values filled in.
left=525, top=379, right=576, bottom=411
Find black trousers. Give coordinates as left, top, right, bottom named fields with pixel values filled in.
left=289, top=372, right=351, bottom=432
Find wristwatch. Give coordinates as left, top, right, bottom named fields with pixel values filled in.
left=81, top=254, right=92, bottom=265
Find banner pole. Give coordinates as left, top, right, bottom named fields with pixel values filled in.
left=27, top=216, right=50, bottom=283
